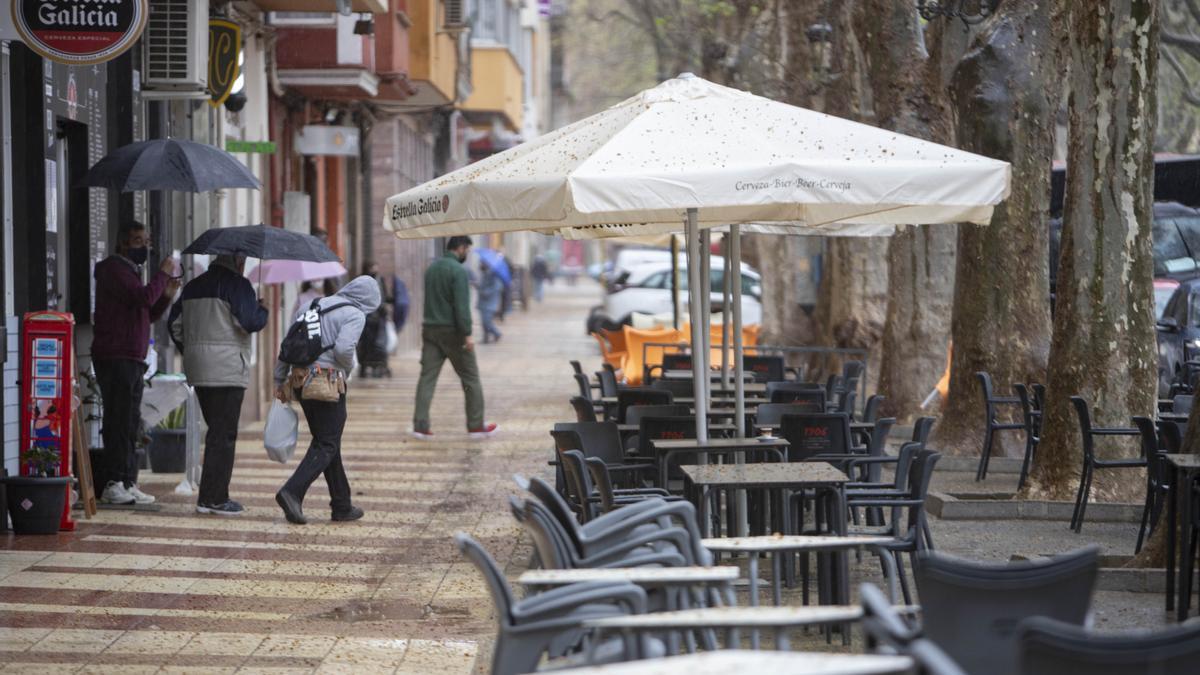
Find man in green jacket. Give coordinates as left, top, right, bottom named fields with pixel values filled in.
left=412, top=236, right=497, bottom=439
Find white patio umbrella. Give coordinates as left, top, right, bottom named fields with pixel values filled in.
left=383, top=73, right=1011, bottom=456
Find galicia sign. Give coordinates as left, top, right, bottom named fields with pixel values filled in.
left=11, top=0, right=148, bottom=65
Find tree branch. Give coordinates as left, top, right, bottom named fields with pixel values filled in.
left=1162, top=28, right=1200, bottom=63
left=1162, top=45, right=1200, bottom=107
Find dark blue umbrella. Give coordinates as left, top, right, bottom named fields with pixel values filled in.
left=477, top=248, right=512, bottom=285
left=82, top=138, right=261, bottom=192
left=183, top=225, right=338, bottom=262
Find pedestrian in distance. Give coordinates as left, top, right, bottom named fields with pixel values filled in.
left=91, top=221, right=180, bottom=506
left=168, top=255, right=268, bottom=516
left=531, top=254, right=549, bottom=303
left=477, top=260, right=504, bottom=344
left=273, top=275, right=381, bottom=525
left=411, top=236, right=497, bottom=440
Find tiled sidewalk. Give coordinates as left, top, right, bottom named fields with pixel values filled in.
left=1, top=283, right=596, bottom=673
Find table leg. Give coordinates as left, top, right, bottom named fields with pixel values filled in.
left=1181, top=468, right=1195, bottom=621
left=1168, top=465, right=1177, bottom=613
left=869, top=544, right=901, bottom=605
left=749, top=554, right=760, bottom=649
left=772, top=552, right=783, bottom=606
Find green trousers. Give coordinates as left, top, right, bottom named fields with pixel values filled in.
left=413, top=325, right=484, bottom=431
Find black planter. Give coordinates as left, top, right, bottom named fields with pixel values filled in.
left=148, top=428, right=187, bottom=473
left=1, top=476, right=71, bottom=534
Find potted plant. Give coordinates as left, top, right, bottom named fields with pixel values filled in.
left=148, top=405, right=187, bottom=473
left=1, top=444, right=71, bottom=535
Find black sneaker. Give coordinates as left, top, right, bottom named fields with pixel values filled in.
left=275, top=490, right=307, bottom=525
left=196, top=501, right=245, bottom=516
left=332, top=506, right=364, bottom=522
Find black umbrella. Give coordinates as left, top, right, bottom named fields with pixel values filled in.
left=82, top=138, right=261, bottom=192
left=182, top=225, right=339, bottom=262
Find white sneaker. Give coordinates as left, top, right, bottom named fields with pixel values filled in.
left=127, top=484, right=156, bottom=505
left=101, top=481, right=135, bottom=505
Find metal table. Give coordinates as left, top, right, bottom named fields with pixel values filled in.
left=650, top=437, right=788, bottom=489
left=545, top=650, right=913, bottom=675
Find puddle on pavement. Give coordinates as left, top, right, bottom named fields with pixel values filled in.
left=312, top=600, right=470, bottom=623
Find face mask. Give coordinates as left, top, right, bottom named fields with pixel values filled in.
left=128, top=246, right=149, bottom=265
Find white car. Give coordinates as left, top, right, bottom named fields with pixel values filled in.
left=603, top=257, right=764, bottom=326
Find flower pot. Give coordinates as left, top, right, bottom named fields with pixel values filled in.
left=148, top=428, right=187, bottom=473
left=1, top=476, right=70, bottom=534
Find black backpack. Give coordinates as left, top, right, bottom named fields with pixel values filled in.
left=279, top=299, right=353, bottom=366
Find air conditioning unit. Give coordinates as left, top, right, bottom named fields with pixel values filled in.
left=142, top=0, right=209, bottom=99
left=445, top=0, right=468, bottom=30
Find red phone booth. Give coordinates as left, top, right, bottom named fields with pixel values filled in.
left=19, top=311, right=75, bottom=532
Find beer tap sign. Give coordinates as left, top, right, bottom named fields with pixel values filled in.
left=10, top=0, right=148, bottom=65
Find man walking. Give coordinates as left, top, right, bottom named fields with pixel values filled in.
left=169, top=255, right=268, bottom=515
left=92, top=222, right=179, bottom=505
left=411, top=236, right=497, bottom=439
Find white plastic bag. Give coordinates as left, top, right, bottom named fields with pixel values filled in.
left=385, top=320, right=399, bottom=354
left=264, top=400, right=298, bottom=463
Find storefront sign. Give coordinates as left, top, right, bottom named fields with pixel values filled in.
left=226, top=140, right=276, bottom=154
left=10, top=0, right=148, bottom=65
left=207, top=18, right=240, bottom=107
left=295, top=125, right=360, bottom=157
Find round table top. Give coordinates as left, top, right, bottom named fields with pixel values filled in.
left=543, top=650, right=914, bottom=675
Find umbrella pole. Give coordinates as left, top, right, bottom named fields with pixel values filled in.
left=671, top=236, right=680, bottom=330
left=731, top=225, right=748, bottom=537
left=700, top=228, right=712, bottom=402
left=685, top=209, right=708, bottom=450
left=721, top=238, right=731, bottom=391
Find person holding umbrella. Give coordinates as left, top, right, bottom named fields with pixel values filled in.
left=168, top=255, right=268, bottom=515
left=92, top=221, right=180, bottom=505
left=476, top=258, right=504, bottom=344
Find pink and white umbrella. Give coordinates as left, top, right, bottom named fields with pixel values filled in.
left=248, top=259, right=346, bottom=284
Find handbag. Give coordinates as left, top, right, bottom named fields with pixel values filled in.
left=300, top=365, right=344, bottom=402
left=263, top=401, right=298, bottom=463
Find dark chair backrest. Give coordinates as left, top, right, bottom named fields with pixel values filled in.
left=574, top=373, right=593, bottom=402
left=1133, top=416, right=1168, bottom=490
left=625, top=404, right=690, bottom=427
left=861, top=395, right=885, bottom=424
left=569, top=360, right=584, bottom=376
left=1018, top=615, right=1200, bottom=675
left=455, top=533, right=515, bottom=626
left=914, top=545, right=1101, bottom=675
left=559, top=450, right=597, bottom=522
left=662, top=353, right=693, bottom=372
left=569, top=396, right=597, bottom=423
left=523, top=475, right=588, bottom=553
left=637, top=416, right=697, bottom=456
left=1014, top=383, right=1037, bottom=433
left=650, top=378, right=696, bottom=399
left=550, top=422, right=625, bottom=466
left=519, top=496, right=578, bottom=568
left=865, top=417, right=896, bottom=457
left=584, top=457, right=619, bottom=514
left=779, top=412, right=852, bottom=461
left=1173, top=394, right=1194, bottom=415
left=1160, top=417, right=1184, bottom=453
left=843, top=360, right=865, bottom=382
left=743, top=355, right=785, bottom=383
left=903, top=450, right=940, bottom=535
left=912, top=416, right=936, bottom=446
left=755, top=403, right=811, bottom=427
left=617, top=388, right=674, bottom=423
left=597, top=368, right=620, bottom=397
left=768, top=385, right=826, bottom=408
left=826, top=373, right=843, bottom=400
left=1032, top=383, right=1046, bottom=411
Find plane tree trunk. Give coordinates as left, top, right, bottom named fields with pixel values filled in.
left=1025, top=0, right=1159, bottom=502
left=935, top=0, right=1060, bottom=457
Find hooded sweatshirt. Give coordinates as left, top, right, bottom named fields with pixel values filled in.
left=274, top=275, right=381, bottom=387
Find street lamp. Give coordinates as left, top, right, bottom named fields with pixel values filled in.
left=917, top=0, right=998, bottom=25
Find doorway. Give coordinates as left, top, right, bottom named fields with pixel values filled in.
left=52, top=119, right=92, bottom=322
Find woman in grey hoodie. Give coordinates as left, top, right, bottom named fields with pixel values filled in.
left=273, top=275, right=381, bottom=524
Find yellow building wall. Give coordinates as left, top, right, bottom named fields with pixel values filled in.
left=462, top=46, right=524, bottom=131
left=407, top=0, right=458, bottom=103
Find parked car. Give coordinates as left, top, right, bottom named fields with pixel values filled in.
left=1156, top=278, right=1180, bottom=320
left=1156, top=277, right=1200, bottom=396
left=600, top=257, right=764, bottom=327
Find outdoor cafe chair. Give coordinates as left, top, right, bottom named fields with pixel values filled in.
left=754, top=402, right=812, bottom=428
left=1014, top=383, right=1043, bottom=492
left=766, top=382, right=825, bottom=407
left=743, top=354, right=785, bottom=383
left=455, top=533, right=652, bottom=675
left=1068, top=396, right=1147, bottom=533
left=779, top=412, right=853, bottom=462
left=975, top=372, right=1025, bottom=481
left=616, top=388, right=673, bottom=423
left=551, top=423, right=656, bottom=487
left=1017, top=613, right=1200, bottom=675
left=570, top=396, right=599, bottom=423
left=1174, top=394, right=1195, bottom=415
left=860, top=583, right=967, bottom=675
left=636, top=416, right=697, bottom=478
left=847, top=442, right=921, bottom=527
left=560, top=450, right=677, bottom=522
left=861, top=394, right=885, bottom=424
left=650, top=377, right=696, bottom=399
left=844, top=450, right=942, bottom=604
left=597, top=368, right=621, bottom=398
left=914, top=545, right=1100, bottom=675
left=1132, top=416, right=1170, bottom=554
left=584, top=456, right=681, bottom=515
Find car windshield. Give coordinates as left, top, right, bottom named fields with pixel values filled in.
left=1153, top=219, right=1192, bottom=275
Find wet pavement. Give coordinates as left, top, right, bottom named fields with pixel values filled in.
left=0, top=282, right=597, bottom=673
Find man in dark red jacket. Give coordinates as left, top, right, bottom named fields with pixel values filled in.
left=91, top=222, right=179, bottom=505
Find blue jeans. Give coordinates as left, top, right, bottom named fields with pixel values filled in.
left=479, top=301, right=501, bottom=341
